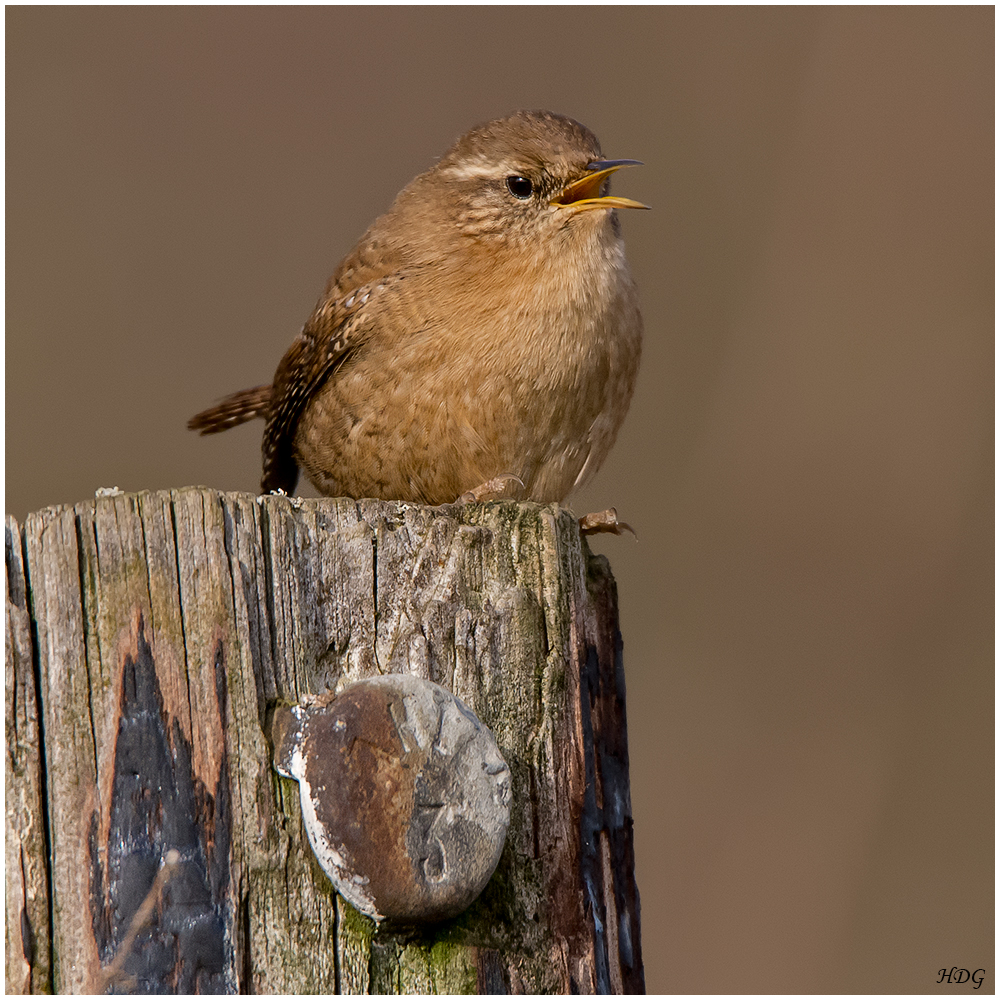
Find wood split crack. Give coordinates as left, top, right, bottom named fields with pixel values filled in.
left=168, top=496, right=196, bottom=741
left=72, top=511, right=102, bottom=792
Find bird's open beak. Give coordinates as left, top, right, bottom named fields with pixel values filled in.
left=551, top=159, right=650, bottom=212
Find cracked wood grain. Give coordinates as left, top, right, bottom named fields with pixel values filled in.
left=5, top=489, right=643, bottom=994
left=5, top=516, right=50, bottom=994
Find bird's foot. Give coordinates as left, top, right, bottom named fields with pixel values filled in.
left=578, top=508, right=636, bottom=537
left=258, top=487, right=304, bottom=510
left=458, top=474, right=525, bottom=503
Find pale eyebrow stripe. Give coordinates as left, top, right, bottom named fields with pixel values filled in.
left=438, top=161, right=503, bottom=181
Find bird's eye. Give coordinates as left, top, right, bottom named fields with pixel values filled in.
left=505, top=175, right=534, bottom=200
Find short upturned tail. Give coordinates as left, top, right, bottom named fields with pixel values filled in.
left=188, top=385, right=273, bottom=435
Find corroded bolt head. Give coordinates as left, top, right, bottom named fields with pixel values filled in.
left=273, top=675, right=511, bottom=923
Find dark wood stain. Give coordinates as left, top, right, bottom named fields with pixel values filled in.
left=93, top=615, right=234, bottom=994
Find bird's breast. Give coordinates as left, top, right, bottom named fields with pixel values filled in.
left=295, top=224, right=641, bottom=504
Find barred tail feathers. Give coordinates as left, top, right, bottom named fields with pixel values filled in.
left=188, top=385, right=272, bottom=435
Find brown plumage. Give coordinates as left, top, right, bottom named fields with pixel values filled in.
left=188, top=384, right=271, bottom=433
left=189, top=110, right=647, bottom=505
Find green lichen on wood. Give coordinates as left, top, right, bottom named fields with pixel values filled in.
left=321, top=799, right=558, bottom=993
left=398, top=936, right=479, bottom=995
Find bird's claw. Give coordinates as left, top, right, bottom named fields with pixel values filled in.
left=578, top=508, right=636, bottom=538
left=458, top=474, right=525, bottom=503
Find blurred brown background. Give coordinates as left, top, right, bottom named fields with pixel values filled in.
left=7, top=8, right=992, bottom=993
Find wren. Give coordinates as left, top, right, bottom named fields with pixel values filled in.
left=189, top=110, right=647, bottom=511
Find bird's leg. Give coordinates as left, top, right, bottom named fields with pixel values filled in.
left=578, top=507, right=636, bottom=537
left=457, top=474, right=525, bottom=503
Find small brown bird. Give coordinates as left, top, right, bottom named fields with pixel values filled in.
left=190, top=110, right=647, bottom=520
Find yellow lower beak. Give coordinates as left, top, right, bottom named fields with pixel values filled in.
left=551, top=159, right=650, bottom=212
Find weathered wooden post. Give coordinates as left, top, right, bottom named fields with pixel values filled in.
left=5, top=488, right=643, bottom=994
